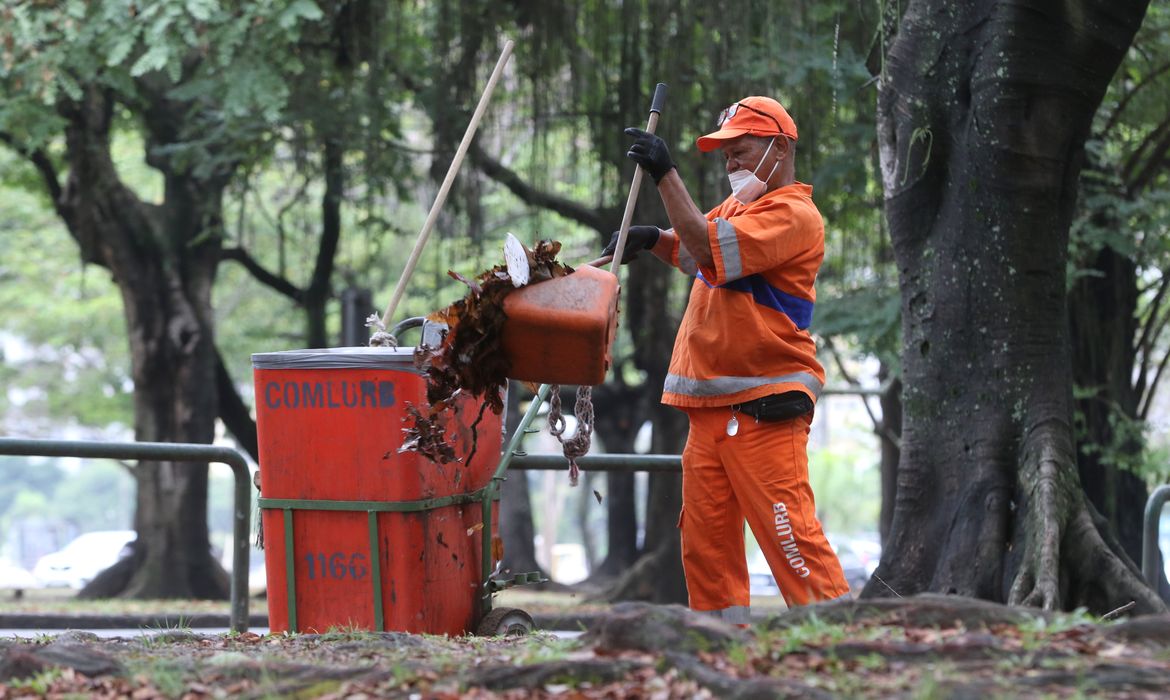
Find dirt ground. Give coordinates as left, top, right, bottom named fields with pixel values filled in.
left=2, top=594, right=1169, bottom=699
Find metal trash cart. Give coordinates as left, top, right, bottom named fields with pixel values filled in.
left=253, top=324, right=552, bottom=636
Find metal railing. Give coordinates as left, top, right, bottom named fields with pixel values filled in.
left=10, top=435, right=1161, bottom=619
left=1143, top=484, right=1169, bottom=590
left=517, top=454, right=1170, bottom=595
left=0, top=438, right=252, bottom=633
left=510, top=453, right=681, bottom=472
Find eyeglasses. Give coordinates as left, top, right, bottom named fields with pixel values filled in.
left=716, top=102, right=783, bottom=135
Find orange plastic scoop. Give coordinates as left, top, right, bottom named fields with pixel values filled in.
left=497, top=83, right=666, bottom=387
left=500, top=264, right=619, bottom=386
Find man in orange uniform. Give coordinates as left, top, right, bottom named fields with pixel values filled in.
left=602, top=96, right=851, bottom=621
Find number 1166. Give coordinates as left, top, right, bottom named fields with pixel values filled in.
left=304, top=552, right=368, bottom=580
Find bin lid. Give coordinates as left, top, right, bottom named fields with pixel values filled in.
left=251, top=347, right=418, bottom=370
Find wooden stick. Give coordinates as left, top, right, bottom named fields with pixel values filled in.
left=608, top=83, right=668, bottom=275
left=377, top=40, right=515, bottom=333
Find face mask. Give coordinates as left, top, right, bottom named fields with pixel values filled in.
left=728, top=138, right=781, bottom=205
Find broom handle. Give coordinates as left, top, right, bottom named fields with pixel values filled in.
left=378, top=40, right=515, bottom=331
left=608, top=83, right=668, bottom=274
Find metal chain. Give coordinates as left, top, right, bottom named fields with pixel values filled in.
left=253, top=471, right=265, bottom=550
left=547, top=384, right=594, bottom=486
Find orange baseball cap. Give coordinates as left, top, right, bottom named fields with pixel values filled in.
left=696, top=96, right=798, bottom=152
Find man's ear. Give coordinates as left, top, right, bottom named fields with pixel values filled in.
left=775, top=135, right=793, bottom=161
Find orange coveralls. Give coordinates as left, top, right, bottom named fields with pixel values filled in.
left=663, top=182, right=850, bottom=619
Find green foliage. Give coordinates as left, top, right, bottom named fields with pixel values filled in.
left=1017, top=607, right=1095, bottom=634
left=0, top=150, right=132, bottom=431
left=1074, top=2, right=1170, bottom=293
left=808, top=444, right=881, bottom=535
left=0, top=0, right=326, bottom=150
left=814, top=288, right=901, bottom=371
left=0, top=0, right=903, bottom=573
left=0, top=458, right=134, bottom=554
left=53, top=461, right=135, bottom=531
left=756, top=613, right=849, bottom=656
left=0, top=457, right=63, bottom=515
left=5, top=489, right=50, bottom=522
left=6, top=667, right=66, bottom=695
left=123, top=659, right=189, bottom=699
left=1067, top=3, right=1170, bottom=485
left=1073, top=394, right=1170, bottom=485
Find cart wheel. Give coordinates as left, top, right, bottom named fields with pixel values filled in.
left=477, top=607, right=536, bottom=637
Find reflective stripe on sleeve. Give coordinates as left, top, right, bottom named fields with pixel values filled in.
left=664, top=372, right=823, bottom=399
left=713, top=217, right=742, bottom=280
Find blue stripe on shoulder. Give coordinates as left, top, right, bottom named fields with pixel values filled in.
left=697, top=271, right=814, bottom=329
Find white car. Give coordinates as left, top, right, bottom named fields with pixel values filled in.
left=0, top=558, right=39, bottom=591
left=33, top=530, right=136, bottom=589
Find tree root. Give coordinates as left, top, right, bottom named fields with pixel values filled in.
left=603, top=545, right=680, bottom=603
left=1061, top=504, right=1165, bottom=615
left=769, top=593, right=1053, bottom=631
left=1008, top=420, right=1166, bottom=615
left=78, top=554, right=138, bottom=600
left=1099, top=613, right=1170, bottom=644
left=1009, top=420, right=1075, bottom=610
left=464, top=659, right=646, bottom=691
left=664, top=651, right=831, bottom=700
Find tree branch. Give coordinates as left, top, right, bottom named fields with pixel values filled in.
left=824, top=338, right=901, bottom=449
left=1101, top=60, right=1170, bottom=137
left=1133, top=271, right=1170, bottom=361
left=1121, top=113, right=1170, bottom=187
left=469, top=142, right=611, bottom=233
left=1135, top=271, right=1170, bottom=402
left=1139, top=345, right=1170, bottom=421
left=220, top=247, right=305, bottom=303
left=215, top=348, right=258, bottom=463
left=1129, top=130, right=1170, bottom=195
left=0, top=131, right=64, bottom=203
left=306, top=137, right=343, bottom=300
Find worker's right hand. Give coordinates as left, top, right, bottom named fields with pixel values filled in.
left=601, top=226, right=660, bottom=263
left=624, top=127, right=676, bottom=183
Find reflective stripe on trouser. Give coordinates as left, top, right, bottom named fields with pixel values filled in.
left=679, top=406, right=851, bottom=610
left=697, top=606, right=751, bottom=625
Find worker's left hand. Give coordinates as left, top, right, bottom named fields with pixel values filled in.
left=602, top=226, right=660, bottom=263
left=624, top=127, right=676, bottom=183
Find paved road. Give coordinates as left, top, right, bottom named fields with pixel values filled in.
left=1, top=627, right=584, bottom=639
left=0, top=627, right=269, bottom=639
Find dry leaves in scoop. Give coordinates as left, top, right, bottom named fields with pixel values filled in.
left=401, top=239, right=572, bottom=463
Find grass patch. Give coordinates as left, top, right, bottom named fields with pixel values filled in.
left=6, top=587, right=265, bottom=616
left=124, top=658, right=190, bottom=698
left=6, top=667, right=66, bottom=694
left=514, top=632, right=584, bottom=663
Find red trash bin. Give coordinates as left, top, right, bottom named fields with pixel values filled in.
left=252, top=347, right=504, bottom=635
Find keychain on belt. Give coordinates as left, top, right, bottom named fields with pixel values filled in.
left=727, top=406, right=740, bottom=436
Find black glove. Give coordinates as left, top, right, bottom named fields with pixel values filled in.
left=624, top=127, right=676, bottom=184
left=602, top=225, right=660, bottom=263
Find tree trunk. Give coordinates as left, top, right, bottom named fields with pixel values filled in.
left=587, top=381, right=646, bottom=580
left=54, top=87, right=229, bottom=599
left=604, top=248, right=689, bottom=604
left=603, top=399, right=688, bottom=604
left=602, top=188, right=691, bottom=604
left=499, top=382, right=543, bottom=576
left=304, top=137, right=345, bottom=349
left=865, top=0, right=1162, bottom=614
left=1068, top=245, right=1151, bottom=567
left=877, top=369, right=902, bottom=545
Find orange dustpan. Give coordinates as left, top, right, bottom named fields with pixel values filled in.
left=500, top=259, right=620, bottom=386
left=499, top=83, right=667, bottom=386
